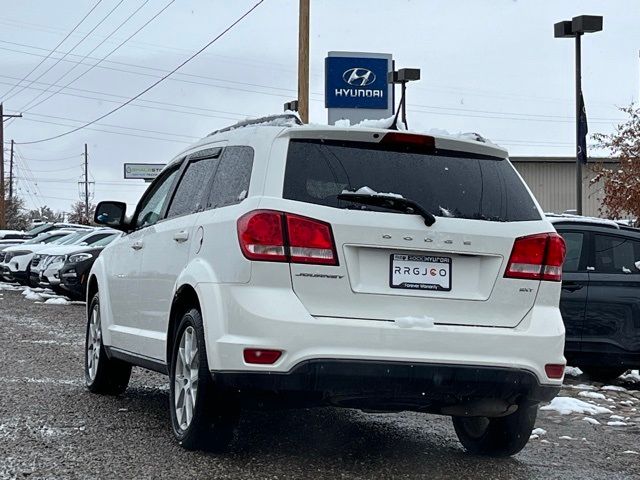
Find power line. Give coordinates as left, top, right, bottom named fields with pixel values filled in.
left=18, top=116, right=195, bottom=144
left=0, top=77, right=251, bottom=120
left=4, top=0, right=125, bottom=104
left=0, top=42, right=314, bottom=100
left=15, top=0, right=265, bottom=145
left=0, top=1, right=103, bottom=100
left=19, top=1, right=176, bottom=115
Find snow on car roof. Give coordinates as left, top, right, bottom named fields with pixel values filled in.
left=545, top=213, right=621, bottom=229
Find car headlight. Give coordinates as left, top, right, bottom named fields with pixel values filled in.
left=68, top=253, right=94, bottom=263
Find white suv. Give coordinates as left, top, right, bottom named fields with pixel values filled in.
left=86, top=114, right=566, bottom=456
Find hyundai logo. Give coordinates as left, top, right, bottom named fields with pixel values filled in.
left=342, top=68, right=376, bottom=87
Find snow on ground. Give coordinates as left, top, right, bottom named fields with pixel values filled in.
left=44, top=298, right=71, bottom=306
left=602, top=385, right=627, bottom=392
left=564, top=366, right=583, bottom=377
left=620, top=370, right=640, bottom=383
left=540, top=397, right=612, bottom=415
left=531, top=428, right=547, bottom=436
left=607, top=421, right=628, bottom=426
left=583, top=417, right=601, bottom=425
left=578, top=391, right=606, bottom=400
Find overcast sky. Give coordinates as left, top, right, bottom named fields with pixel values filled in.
left=2, top=0, right=639, bottom=213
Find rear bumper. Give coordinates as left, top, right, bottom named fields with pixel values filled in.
left=197, top=282, right=566, bottom=388
left=213, top=360, right=559, bottom=414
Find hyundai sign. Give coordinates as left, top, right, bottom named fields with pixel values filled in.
left=325, top=51, right=393, bottom=125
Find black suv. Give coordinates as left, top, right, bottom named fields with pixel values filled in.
left=551, top=216, right=640, bottom=381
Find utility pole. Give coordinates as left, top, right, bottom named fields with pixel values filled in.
left=297, top=0, right=310, bottom=123
left=0, top=103, right=23, bottom=229
left=9, top=140, right=14, bottom=200
left=84, top=143, right=89, bottom=223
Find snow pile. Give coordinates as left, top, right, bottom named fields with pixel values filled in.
left=559, top=435, right=574, bottom=440
left=578, top=391, right=606, bottom=400
left=0, top=282, right=23, bottom=291
left=607, top=421, right=628, bottom=426
left=623, top=451, right=639, bottom=455
left=22, top=289, right=44, bottom=302
left=564, top=366, right=583, bottom=377
left=44, top=298, right=71, bottom=306
left=602, top=385, right=627, bottom=392
left=540, top=397, right=612, bottom=415
left=621, top=370, right=640, bottom=383
left=341, top=186, right=404, bottom=199
left=394, top=316, right=435, bottom=329
left=566, top=383, right=597, bottom=390
left=583, top=417, right=601, bottom=425
left=531, top=428, right=546, bottom=436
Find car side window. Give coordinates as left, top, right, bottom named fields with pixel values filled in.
left=558, top=231, right=585, bottom=273
left=166, top=156, right=220, bottom=219
left=135, top=165, right=181, bottom=229
left=207, top=146, right=254, bottom=209
left=593, top=234, right=640, bottom=274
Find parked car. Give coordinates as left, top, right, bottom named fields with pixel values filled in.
left=34, top=230, right=120, bottom=294
left=0, top=229, right=87, bottom=284
left=20, top=222, right=93, bottom=240
left=85, top=115, right=566, bottom=456
left=551, top=215, right=640, bottom=381
left=0, top=230, right=25, bottom=240
left=59, top=234, right=122, bottom=300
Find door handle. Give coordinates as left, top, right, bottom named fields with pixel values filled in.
left=173, top=230, right=189, bottom=243
left=562, top=282, right=583, bottom=292
left=131, top=241, right=144, bottom=250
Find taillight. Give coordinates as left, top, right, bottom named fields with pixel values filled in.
left=545, top=363, right=565, bottom=379
left=244, top=348, right=283, bottom=364
left=237, top=210, right=338, bottom=266
left=504, top=233, right=566, bottom=282
left=237, top=210, right=286, bottom=262
left=381, top=132, right=435, bottom=149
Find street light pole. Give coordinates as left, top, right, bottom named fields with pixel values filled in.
left=575, top=32, right=583, bottom=215
left=554, top=15, right=602, bottom=216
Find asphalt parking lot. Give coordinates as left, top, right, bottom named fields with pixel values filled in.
left=0, top=284, right=639, bottom=480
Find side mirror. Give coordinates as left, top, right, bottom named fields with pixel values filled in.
left=94, top=201, right=128, bottom=231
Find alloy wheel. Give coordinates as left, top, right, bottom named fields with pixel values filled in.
left=174, top=326, right=200, bottom=431
left=86, top=304, right=101, bottom=381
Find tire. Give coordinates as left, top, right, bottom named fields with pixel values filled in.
left=580, top=366, right=628, bottom=382
left=169, top=307, right=237, bottom=451
left=84, top=293, right=131, bottom=394
left=452, top=403, right=538, bottom=457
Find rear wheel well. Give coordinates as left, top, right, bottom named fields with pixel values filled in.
left=167, top=285, right=201, bottom=365
left=87, top=275, right=98, bottom=316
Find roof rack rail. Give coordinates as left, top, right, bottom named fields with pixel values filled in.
left=207, top=114, right=302, bottom=137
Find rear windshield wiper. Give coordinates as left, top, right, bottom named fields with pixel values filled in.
left=337, top=192, right=436, bottom=226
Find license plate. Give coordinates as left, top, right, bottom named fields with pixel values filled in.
left=390, top=254, right=452, bottom=291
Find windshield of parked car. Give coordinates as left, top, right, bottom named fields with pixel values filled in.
left=92, top=233, right=120, bottom=247
left=24, top=223, right=52, bottom=236
left=54, top=232, right=86, bottom=245
left=22, top=233, right=58, bottom=245
left=283, top=139, right=541, bottom=222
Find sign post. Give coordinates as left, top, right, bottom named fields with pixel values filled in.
left=325, top=51, right=394, bottom=125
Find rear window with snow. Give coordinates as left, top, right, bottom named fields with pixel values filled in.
left=283, top=139, right=540, bottom=222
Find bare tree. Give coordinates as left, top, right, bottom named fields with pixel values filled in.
left=591, top=105, right=640, bottom=221
left=68, top=201, right=96, bottom=225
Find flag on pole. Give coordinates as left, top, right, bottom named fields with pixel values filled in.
left=578, top=91, right=588, bottom=164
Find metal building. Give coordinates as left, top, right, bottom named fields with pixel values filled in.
left=510, top=157, right=618, bottom=218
